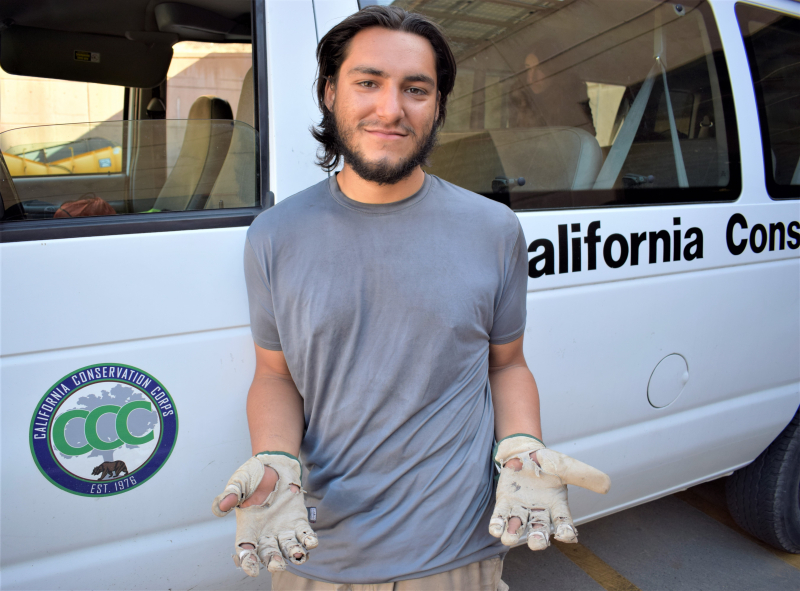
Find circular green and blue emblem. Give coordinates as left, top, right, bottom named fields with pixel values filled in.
left=30, top=364, right=178, bottom=497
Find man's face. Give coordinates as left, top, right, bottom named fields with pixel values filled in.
left=525, top=52, right=550, bottom=94
left=325, top=27, right=440, bottom=185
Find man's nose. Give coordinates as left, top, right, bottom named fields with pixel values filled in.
left=375, top=85, right=404, bottom=121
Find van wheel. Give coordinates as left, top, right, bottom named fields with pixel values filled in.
left=726, top=407, right=800, bottom=553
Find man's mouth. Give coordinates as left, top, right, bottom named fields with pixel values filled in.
left=363, top=129, right=409, bottom=140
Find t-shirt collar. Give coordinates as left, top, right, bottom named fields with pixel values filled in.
left=327, top=172, right=432, bottom=214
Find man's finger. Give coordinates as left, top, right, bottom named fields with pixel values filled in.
left=278, top=530, right=308, bottom=565
left=212, top=489, right=241, bottom=517
left=218, top=493, right=239, bottom=513
left=500, top=505, right=528, bottom=546
left=267, top=553, right=286, bottom=573
left=550, top=498, right=577, bottom=543
left=507, top=516, right=523, bottom=535
left=234, top=544, right=260, bottom=578
left=256, top=535, right=284, bottom=574
left=295, top=523, right=318, bottom=549
left=527, top=507, right=551, bottom=551
left=538, top=449, right=611, bottom=494
left=489, top=501, right=511, bottom=539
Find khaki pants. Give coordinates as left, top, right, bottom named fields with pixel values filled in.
left=271, top=557, right=508, bottom=591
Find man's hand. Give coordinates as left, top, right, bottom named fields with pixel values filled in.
left=489, top=435, right=610, bottom=550
left=212, top=453, right=318, bottom=577
left=218, top=466, right=281, bottom=512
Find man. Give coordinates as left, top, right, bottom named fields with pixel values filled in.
left=508, top=41, right=595, bottom=135
left=212, top=6, right=610, bottom=590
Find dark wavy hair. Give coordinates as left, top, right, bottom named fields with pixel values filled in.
left=311, top=5, right=457, bottom=172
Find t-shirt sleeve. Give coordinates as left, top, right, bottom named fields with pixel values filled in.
left=244, top=236, right=282, bottom=351
left=489, top=219, right=528, bottom=344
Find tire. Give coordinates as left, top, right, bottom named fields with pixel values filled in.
left=726, top=406, right=800, bottom=553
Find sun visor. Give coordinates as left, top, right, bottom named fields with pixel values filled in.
left=0, top=26, right=173, bottom=88
left=155, top=3, right=251, bottom=42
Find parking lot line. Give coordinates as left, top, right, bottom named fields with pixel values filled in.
left=675, top=487, right=800, bottom=571
left=554, top=541, right=642, bottom=591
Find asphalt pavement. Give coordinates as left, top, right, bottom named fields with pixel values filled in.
left=501, top=479, right=800, bottom=591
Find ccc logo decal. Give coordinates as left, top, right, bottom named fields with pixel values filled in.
left=30, top=364, right=178, bottom=496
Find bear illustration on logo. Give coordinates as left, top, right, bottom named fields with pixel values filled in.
left=30, top=364, right=178, bottom=497
left=92, top=460, right=129, bottom=480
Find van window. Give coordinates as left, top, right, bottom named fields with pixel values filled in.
left=361, top=0, right=740, bottom=211
left=0, top=120, right=256, bottom=219
left=0, top=1, right=262, bottom=233
left=736, top=3, right=800, bottom=200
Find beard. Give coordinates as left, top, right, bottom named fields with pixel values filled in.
left=329, top=107, right=438, bottom=186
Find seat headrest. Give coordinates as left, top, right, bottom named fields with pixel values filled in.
left=236, top=67, right=255, bottom=127
left=188, top=95, right=233, bottom=120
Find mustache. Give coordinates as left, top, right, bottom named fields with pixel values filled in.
left=356, top=120, right=417, bottom=137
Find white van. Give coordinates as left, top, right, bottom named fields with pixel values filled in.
left=1, top=0, right=798, bottom=588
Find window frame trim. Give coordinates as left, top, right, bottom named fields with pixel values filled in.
left=735, top=1, right=800, bottom=201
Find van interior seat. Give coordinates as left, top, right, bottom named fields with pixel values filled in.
left=427, top=127, right=603, bottom=195
left=205, top=67, right=257, bottom=209
left=489, top=128, right=603, bottom=191
left=622, top=139, right=724, bottom=188
left=152, top=95, right=234, bottom=212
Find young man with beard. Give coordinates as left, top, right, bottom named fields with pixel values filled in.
left=212, top=6, right=610, bottom=590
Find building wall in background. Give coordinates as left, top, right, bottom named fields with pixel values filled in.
left=0, top=73, right=123, bottom=135
left=0, top=42, right=252, bottom=135
left=167, top=42, right=252, bottom=122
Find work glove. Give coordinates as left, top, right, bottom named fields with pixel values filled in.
left=212, top=452, right=318, bottom=577
left=489, top=434, right=610, bottom=550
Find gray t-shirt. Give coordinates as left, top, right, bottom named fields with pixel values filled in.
left=244, top=174, right=528, bottom=584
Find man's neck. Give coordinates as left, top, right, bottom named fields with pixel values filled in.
left=336, top=165, right=425, bottom=205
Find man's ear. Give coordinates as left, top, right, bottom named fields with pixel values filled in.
left=324, top=78, right=336, bottom=111
left=435, top=90, right=441, bottom=124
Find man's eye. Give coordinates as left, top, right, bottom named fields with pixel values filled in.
left=407, top=87, right=427, bottom=95
left=359, top=81, right=377, bottom=88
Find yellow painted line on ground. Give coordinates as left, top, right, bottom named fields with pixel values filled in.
left=554, top=541, right=642, bottom=591
left=675, top=489, right=800, bottom=571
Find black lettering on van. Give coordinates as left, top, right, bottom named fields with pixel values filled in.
left=571, top=224, right=581, bottom=272
left=528, top=239, right=555, bottom=278
left=528, top=218, right=709, bottom=278
left=649, top=230, right=671, bottom=263
left=584, top=221, right=601, bottom=270
left=558, top=224, right=569, bottom=274
left=630, top=232, right=646, bottom=266
left=683, top=228, right=703, bottom=260
left=788, top=221, right=800, bottom=249
left=727, top=213, right=748, bottom=255
left=603, top=234, right=628, bottom=268
left=769, top=222, right=785, bottom=251
left=750, top=224, right=767, bottom=253
left=673, top=218, right=681, bottom=261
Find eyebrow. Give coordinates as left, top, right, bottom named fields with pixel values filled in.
left=348, top=66, right=435, bottom=87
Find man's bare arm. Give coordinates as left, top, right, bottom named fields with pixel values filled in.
left=489, top=334, right=542, bottom=441
left=489, top=334, right=543, bottom=537
left=218, top=344, right=305, bottom=511
left=246, top=344, right=305, bottom=456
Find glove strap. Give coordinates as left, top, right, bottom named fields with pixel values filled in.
left=493, top=433, right=546, bottom=473
left=255, top=450, right=303, bottom=478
